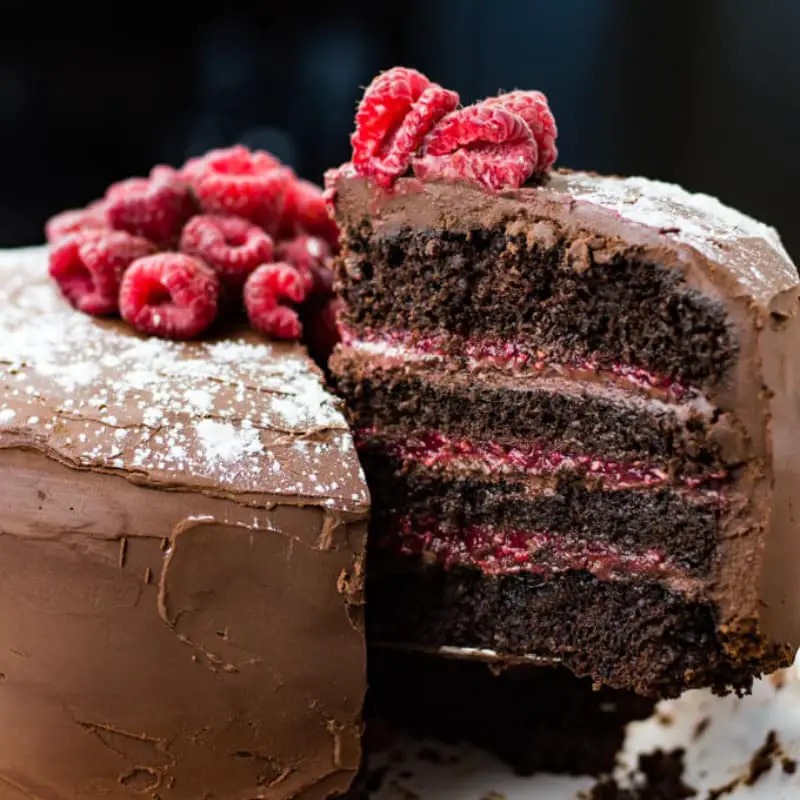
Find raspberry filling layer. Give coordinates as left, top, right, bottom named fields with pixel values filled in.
left=341, top=327, right=693, bottom=402
left=379, top=515, right=685, bottom=582
left=357, top=428, right=726, bottom=492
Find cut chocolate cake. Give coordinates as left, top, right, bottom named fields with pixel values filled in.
left=329, top=68, right=800, bottom=698
left=0, top=247, right=369, bottom=799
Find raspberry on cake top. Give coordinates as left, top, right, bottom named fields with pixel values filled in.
left=47, top=145, right=340, bottom=359
left=328, top=66, right=800, bottom=697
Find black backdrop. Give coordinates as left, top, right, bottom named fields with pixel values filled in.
left=0, top=1, right=797, bottom=258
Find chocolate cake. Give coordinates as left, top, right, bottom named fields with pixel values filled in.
left=0, top=247, right=369, bottom=799
left=329, top=154, right=800, bottom=694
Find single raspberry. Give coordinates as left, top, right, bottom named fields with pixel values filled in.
left=482, top=90, right=558, bottom=171
left=119, top=253, right=221, bottom=339
left=244, top=262, right=306, bottom=341
left=412, top=104, right=537, bottom=192
left=351, top=67, right=459, bottom=188
left=49, top=230, right=155, bottom=316
left=275, top=235, right=332, bottom=294
left=106, top=165, right=197, bottom=247
left=184, top=145, right=292, bottom=233
left=45, top=199, right=108, bottom=243
left=180, top=214, right=273, bottom=289
left=278, top=178, right=340, bottom=250
left=180, top=144, right=281, bottom=184
left=303, top=296, right=342, bottom=365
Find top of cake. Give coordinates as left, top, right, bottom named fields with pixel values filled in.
left=331, top=65, right=794, bottom=309
left=331, top=168, right=797, bottom=310
left=0, top=247, right=368, bottom=512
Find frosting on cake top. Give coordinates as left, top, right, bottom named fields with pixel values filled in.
left=0, top=247, right=368, bottom=510
left=559, top=171, right=796, bottom=300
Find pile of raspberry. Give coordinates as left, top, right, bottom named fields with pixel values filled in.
left=46, top=145, right=340, bottom=360
left=345, top=66, right=558, bottom=192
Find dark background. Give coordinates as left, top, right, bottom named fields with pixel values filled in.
left=1, top=1, right=797, bottom=258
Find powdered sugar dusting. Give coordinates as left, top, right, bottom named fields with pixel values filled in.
left=563, top=172, right=797, bottom=301
left=196, top=419, right=264, bottom=462
left=0, top=247, right=369, bottom=510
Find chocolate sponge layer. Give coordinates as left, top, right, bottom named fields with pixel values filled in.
left=366, top=559, right=783, bottom=698
left=332, top=361, right=725, bottom=477
left=336, top=225, right=737, bottom=386
left=359, top=447, right=721, bottom=574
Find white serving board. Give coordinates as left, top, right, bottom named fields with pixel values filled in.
left=367, top=664, right=800, bottom=799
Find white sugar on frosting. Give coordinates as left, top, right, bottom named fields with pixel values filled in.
left=196, top=419, right=264, bottom=463
left=0, top=247, right=368, bottom=509
left=565, top=172, right=797, bottom=299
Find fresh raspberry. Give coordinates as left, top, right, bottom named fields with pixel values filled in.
left=275, top=235, right=332, bottom=294
left=412, top=104, right=537, bottom=192
left=45, top=199, right=108, bottom=243
left=278, top=178, right=340, bottom=250
left=180, top=144, right=281, bottom=184
left=244, top=262, right=306, bottom=341
left=351, top=67, right=459, bottom=188
left=180, top=214, right=273, bottom=289
left=184, top=145, right=292, bottom=233
left=303, top=296, right=342, bottom=365
left=49, top=230, right=155, bottom=316
left=119, top=253, right=221, bottom=339
left=482, top=91, right=558, bottom=172
left=106, top=166, right=197, bottom=247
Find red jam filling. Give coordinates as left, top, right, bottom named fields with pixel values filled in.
left=341, top=327, right=691, bottom=402
left=380, top=515, right=684, bottom=581
left=358, top=428, right=726, bottom=493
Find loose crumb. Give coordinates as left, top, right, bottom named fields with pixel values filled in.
left=692, top=717, right=711, bottom=741
left=744, top=730, right=780, bottom=786
left=581, top=748, right=696, bottom=799
left=707, top=729, right=785, bottom=798
left=706, top=777, right=740, bottom=799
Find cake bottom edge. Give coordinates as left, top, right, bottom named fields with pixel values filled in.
left=366, top=559, right=792, bottom=698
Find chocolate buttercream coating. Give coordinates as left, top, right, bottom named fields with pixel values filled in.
left=331, top=168, right=800, bottom=661
left=0, top=248, right=369, bottom=799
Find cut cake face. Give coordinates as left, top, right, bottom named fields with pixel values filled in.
left=329, top=160, right=800, bottom=697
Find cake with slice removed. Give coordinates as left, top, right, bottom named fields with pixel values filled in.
left=328, top=66, right=800, bottom=698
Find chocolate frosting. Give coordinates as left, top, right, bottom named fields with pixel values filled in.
left=0, top=248, right=369, bottom=799
left=332, top=168, right=800, bottom=654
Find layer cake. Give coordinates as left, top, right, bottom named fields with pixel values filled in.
left=0, top=247, right=369, bottom=799
left=329, top=164, right=800, bottom=697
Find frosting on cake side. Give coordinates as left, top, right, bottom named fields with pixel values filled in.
left=0, top=247, right=369, bottom=800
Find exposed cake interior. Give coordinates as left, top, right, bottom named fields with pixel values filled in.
left=339, top=224, right=737, bottom=384
left=330, top=170, right=798, bottom=696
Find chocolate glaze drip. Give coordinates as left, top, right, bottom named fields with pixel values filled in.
left=0, top=248, right=369, bottom=799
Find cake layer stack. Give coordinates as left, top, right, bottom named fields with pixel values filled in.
left=330, top=169, right=800, bottom=697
